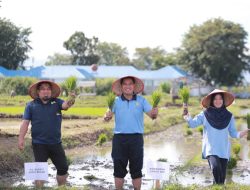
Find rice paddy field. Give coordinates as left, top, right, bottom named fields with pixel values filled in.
left=1, top=94, right=250, bottom=189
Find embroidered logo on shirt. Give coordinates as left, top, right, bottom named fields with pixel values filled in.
left=56, top=113, right=61, bottom=116
left=51, top=101, right=56, bottom=104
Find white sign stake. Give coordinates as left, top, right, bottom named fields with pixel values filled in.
left=144, top=160, right=170, bottom=180
left=24, top=162, right=48, bottom=181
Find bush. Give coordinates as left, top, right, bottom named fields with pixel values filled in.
left=0, top=77, right=38, bottom=95
left=160, top=82, right=171, bottom=94
left=96, top=78, right=115, bottom=95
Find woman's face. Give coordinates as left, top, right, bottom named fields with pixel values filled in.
left=213, top=94, right=223, bottom=108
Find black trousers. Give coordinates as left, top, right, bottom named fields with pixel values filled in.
left=207, top=155, right=228, bottom=184
left=111, top=134, right=143, bottom=179
left=32, top=143, right=68, bottom=176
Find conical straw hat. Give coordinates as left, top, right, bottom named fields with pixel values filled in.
left=112, top=76, right=144, bottom=96
left=28, top=80, right=61, bottom=99
left=201, top=89, right=234, bottom=108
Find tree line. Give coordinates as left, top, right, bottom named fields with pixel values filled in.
left=0, top=17, right=250, bottom=87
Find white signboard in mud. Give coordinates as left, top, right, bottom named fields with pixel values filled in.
left=144, top=160, right=170, bottom=180
left=25, top=162, right=48, bottom=180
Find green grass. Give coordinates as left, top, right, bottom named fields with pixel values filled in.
left=0, top=95, right=31, bottom=106
left=161, top=184, right=250, bottom=190
left=62, top=107, right=106, bottom=116
left=3, top=184, right=250, bottom=190
left=0, top=106, right=106, bottom=116
left=0, top=106, right=25, bottom=114
left=0, top=186, right=89, bottom=190
left=4, top=184, right=250, bottom=190
left=0, top=95, right=107, bottom=107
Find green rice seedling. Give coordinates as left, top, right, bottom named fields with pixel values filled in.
left=97, top=133, right=108, bottom=146
left=186, top=128, right=193, bottom=136
left=66, top=156, right=73, bottom=166
left=63, top=76, right=77, bottom=104
left=106, top=92, right=116, bottom=110
left=179, top=87, right=190, bottom=104
left=64, top=76, right=77, bottom=92
left=151, top=90, right=162, bottom=120
left=227, top=157, right=237, bottom=169
left=179, top=87, right=190, bottom=115
left=197, top=126, right=203, bottom=135
left=247, top=113, right=250, bottom=140
left=157, top=158, right=168, bottom=162
left=84, top=174, right=98, bottom=181
left=151, top=90, right=162, bottom=108
left=232, top=143, right=241, bottom=155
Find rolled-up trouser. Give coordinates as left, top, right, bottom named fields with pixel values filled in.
left=32, top=143, right=68, bottom=176
left=111, top=134, right=143, bottom=179
left=207, top=155, right=228, bottom=184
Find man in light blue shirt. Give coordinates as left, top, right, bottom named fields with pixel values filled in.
left=104, top=76, right=158, bottom=190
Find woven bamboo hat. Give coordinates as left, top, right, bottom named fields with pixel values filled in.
left=112, top=76, right=144, bottom=96
left=28, top=80, right=61, bottom=99
left=201, top=89, right=235, bottom=108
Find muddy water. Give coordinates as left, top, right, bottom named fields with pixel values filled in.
left=1, top=117, right=250, bottom=189
left=12, top=123, right=203, bottom=189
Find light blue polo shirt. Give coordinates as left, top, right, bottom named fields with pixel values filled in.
left=186, top=111, right=239, bottom=160
left=112, top=94, right=152, bottom=134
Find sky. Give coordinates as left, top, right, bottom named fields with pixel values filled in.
left=1, top=0, right=250, bottom=66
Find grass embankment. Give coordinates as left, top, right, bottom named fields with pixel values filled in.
left=0, top=139, right=33, bottom=183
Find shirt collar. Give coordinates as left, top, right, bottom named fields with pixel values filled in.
left=121, top=94, right=137, bottom=101
left=35, top=98, right=55, bottom=104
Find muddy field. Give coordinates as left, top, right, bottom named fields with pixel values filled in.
left=1, top=119, right=250, bottom=189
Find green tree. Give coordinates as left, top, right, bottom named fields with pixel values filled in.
left=132, top=47, right=174, bottom=70
left=45, top=53, right=73, bottom=65
left=178, top=18, right=250, bottom=86
left=97, top=42, right=130, bottom=65
left=63, top=31, right=100, bottom=65
left=96, top=78, right=115, bottom=95
left=0, top=18, right=32, bottom=69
